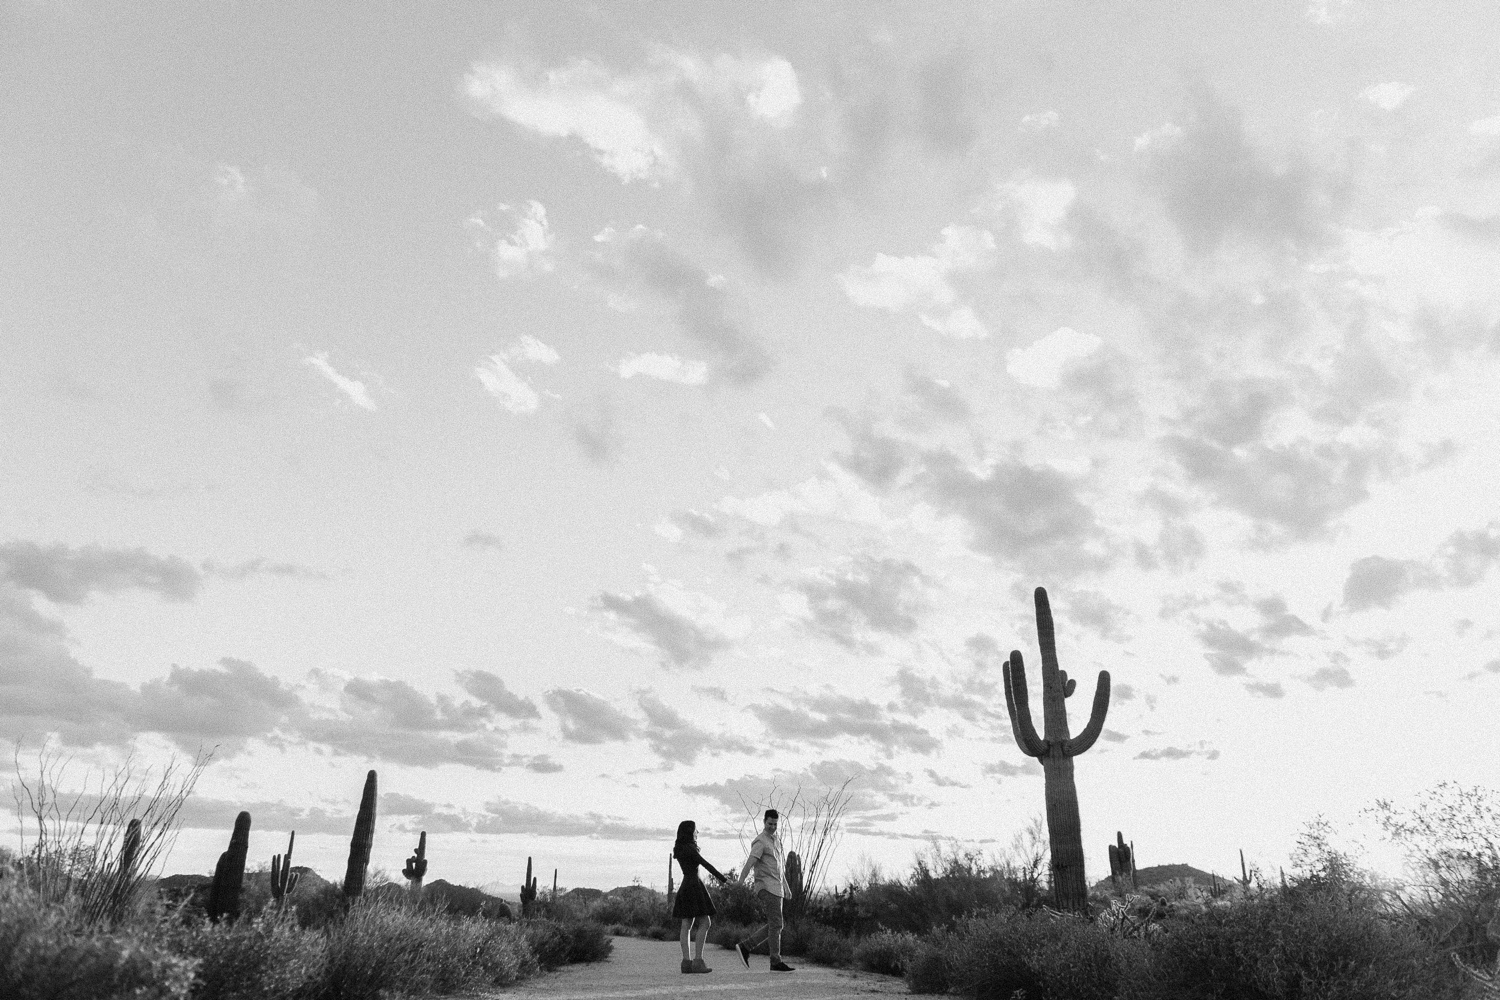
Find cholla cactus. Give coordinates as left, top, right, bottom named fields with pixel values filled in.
left=271, top=830, right=299, bottom=906
left=403, top=831, right=427, bottom=895
left=343, top=771, right=378, bottom=900
left=1002, top=587, right=1111, bottom=914
left=207, top=811, right=251, bottom=923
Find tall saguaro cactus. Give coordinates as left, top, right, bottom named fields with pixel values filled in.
left=1108, top=831, right=1135, bottom=890
left=404, top=831, right=428, bottom=895
left=207, top=811, right=252, bottom=923
left=271, top=830, right=299, bottom=907
left=343, top=770, right=378, bottom=900
left=520, top=856, right=538, bottom=917
left=1002, top=586, right=1111, bottom=913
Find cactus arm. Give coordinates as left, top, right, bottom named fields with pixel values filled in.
left=1003, top=651, right=1047, bottom=758
left=1061, top=670, right=1111, bottom=756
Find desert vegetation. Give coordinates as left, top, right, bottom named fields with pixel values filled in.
left=0, top=749, right=611, bottom=999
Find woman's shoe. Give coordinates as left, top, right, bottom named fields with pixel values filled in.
left=681, top=959, right=693, bottom=973
left=691, top=958, right=712, bottom=973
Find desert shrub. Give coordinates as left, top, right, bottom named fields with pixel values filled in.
left=310, top=893, right=537, bottom=999
left=587, top=889, right=663, bottom=929
left=711, top=880, right=766, bottom=926
left=172, top=911, right=322, bottom=1000
left=855, top=833, right=1049, bottom=937
left=560, top=918, right=613, bottom=963
left=1133, top=887, right=1464, bottom=1000
left=784, top=920, right=854, bottom=965
left=853, top=929, right=920, bottom=976
left=940, top=907, right=1145, bottom=1000
left=521, top=917, right=611, bottom=968
left=0, top=879, right=195, bottom=1000
left=293, top=881, right=348, bottom=931
left=904, top=933, right=952, bottom=995
left=706, top=919, right=756, bottom=950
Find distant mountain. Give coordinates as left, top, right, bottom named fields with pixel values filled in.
left=1092, top=863, right=1225, bottom=892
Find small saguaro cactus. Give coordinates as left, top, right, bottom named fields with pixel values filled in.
left=1002, top=586, right=1111, bottom=914
left=1108, top=831, right=1136, bottom=890
left=784, top=850, right=805, bottom=919
left=343, top=770, right=378, bottom=900
left=207, top=811, right=252, bottom=923
left=520, top=856, right=538, bottom=916
left=403, top=831, right=428, bottom=895
left=552, top=868, right=558, bottom=902
left=1238, top=848, right=1253, bottom=891
left=271, top=830, right=299, bottom=907
left=666, top=853, right=675, bottom=913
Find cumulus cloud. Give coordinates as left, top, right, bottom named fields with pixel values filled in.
left=637, top=693, right=754, bottom=765
left=594, top=590, right=731, bottom=669
left=0, top=541, right=201, bottom=604
left=903, top=370, right=972, bottom=422
left=748, top=689, right=940, bottom=756
left=1006, top=327, right=1103, bottom=389
left=455, top=670, right=541, bottom=720
left=302, top=353, right=377, bottom=410
left=474, top=356, right=540, bottom=414
left=466, top=200, right=556, bottom=279
left=544, top=688, right=637, bottom=744
left=982, top=758, right=1043, bottom=779
left=1135, top=742, right=1220, bottom=762
left=989, top=174, right=1076, bottom=250
left=684, top=758, right=926, bottom=821
left=1303, top=662, right=1355, bottom=690
left=838, top=225, right=995, bottom=338
left=134, top=658, right=302, bottom=753
left=475, top=798, right=676, bottom=840
left=202, top=558, right=328, bottom=582
left=796, top=556, right=929, bottom=652
left=618, top=352, right=709, bottom=385
left=1340, top=522, right=1500, bottom=611
left=462, top=531, right=505, bottom=552
left=590, top=227, right=772, bottom=384
left=1019, top=110, right=1059, bottom=131
left=502, top=335, right=561, bottom=366
left=1361, top=82, right=1414, bottom=111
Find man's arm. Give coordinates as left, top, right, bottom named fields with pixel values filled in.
left=739, top=837, right=763, bottom=883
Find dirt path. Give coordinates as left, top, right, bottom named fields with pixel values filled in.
left=474, top=935, right=910, bottom=999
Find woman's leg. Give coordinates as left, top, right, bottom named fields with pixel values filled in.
left=691, top=915, right=711, bottom=959
left=680, top=918, right=693, bottom=961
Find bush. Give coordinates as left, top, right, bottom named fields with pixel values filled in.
left=852, top=929, right=920, bottom=976
left=521, top=917, right=613, bottom=969
left=941, top=908, right=1146, bottom=1000
left=1133, top=887, right=1465, bottom=1000
left=905, top=936, right=951, bottom=995
left=173, top=911, right=324, bottom=1000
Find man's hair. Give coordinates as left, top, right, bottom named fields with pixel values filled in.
left=764, top=809, right=779, bottom=821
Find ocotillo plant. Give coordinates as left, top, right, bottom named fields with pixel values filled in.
left=1108, top=831, right=1135, bottom=890
left=520, top=856, right=538, bottom=917
left=784, top=849, right=805, bottom=920
left=404, top=831, right=427, bottom=895
left=1002, top=586, right=1111, bottom=914
left=343, top=770, right=378, bottom=900
left=206, top=811, right=252, bottom=923
left=271, top=830, right=299, bottom=907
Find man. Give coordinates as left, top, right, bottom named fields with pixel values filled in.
left=734, top=809, right=795, bottom=972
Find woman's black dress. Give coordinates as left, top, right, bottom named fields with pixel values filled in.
left=671, top=842, right=726, bottom=919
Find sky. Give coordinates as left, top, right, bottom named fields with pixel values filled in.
left=3, top=0, right=1500, bottom=894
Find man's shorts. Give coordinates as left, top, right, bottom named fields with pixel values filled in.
left=756, top=888, right=784, bottom=931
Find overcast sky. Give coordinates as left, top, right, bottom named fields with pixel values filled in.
left=3, top=0, right=1499, bottom=892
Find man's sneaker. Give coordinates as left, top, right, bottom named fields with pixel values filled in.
left=681, top=959, right=693, bottom=974
left=770, top=961, right=796, bottom=972
left=734, top=942, right=751, bottom=969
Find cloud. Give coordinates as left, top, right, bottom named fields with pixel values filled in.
left=1141, top=94, right=1340, bottom=257
left=1135, top=742, right=1219, bottom=762
left=475, top=356, right=540, bottom=414
left=1303, top=663, right=1355, bottom=690
left=617, top=353, right=709, bottom=385
left=134, top=658, right=302, bottom=753
left=1197, top=620, right=1270, bottom=677
left=637, top=693, right=753, bottom=765
left=1471, top=116, right=1500, bottom=138
left=455, top=670, right=540, bottom=720
left=590, top=227, right=772, bottom=384
left=917, top=450, right=1109, bottom=576
left=0, top=541, right=201, bottom=604
left=475, top=799, right=677, bottom=840
left=748, top=690, right=940, bottom=756
left=797, top=556, right=929, bottom=651
left=202, top=558, right=329, bottom=582
left=1063, top=590, right=1130, bottom=641
left=889, top=665, right=1000, bottom=725
left=982, top=758, right=1043, bottom=779
left=302, top=353, right=377, bottom=410
left=838, top=225, right=995, bottom=338
left=1019, top=111, right=1059, bottom=131
left=1361, top=82, right=1414, bottom=111
left=903, top=370, right=972, bottom=422
left=466, top=200, right=556, bottom=279
left=925, top=768, right=970, bottom=788
left=655, top=510, right=723, bottom=542
left=683, top=759, right=925, bottom=819
left=1243, top=680, right=1285, bottom=698
left=502, top=335, right=561, bottom=366
left=462, top=531, right=505, bottom=552
left=594, top=590, right=731, bottom=669
left=1006, top=326, right=1103, bottom=389
left=544, top=688, right=637, bottom=744
left=989, top=174, right=1075, bottom=250
left=1339, top=522, right=1500, bottom=611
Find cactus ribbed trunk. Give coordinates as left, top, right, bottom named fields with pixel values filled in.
left=1002, top=587, right=1111, bottom=915
left=207, top=811, right=251, bottom=923
left=404, top=831, right=427, bottom=896
left=343, top=770, right=377, bottom=900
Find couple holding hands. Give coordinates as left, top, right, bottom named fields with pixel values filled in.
left=672, top=810, right=796, bottom=974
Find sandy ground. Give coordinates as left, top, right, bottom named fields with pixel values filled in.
left=472, top=935, right=911, bottom=999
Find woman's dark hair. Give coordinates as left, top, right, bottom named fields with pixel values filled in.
left=674, top=820, right=696, bottom=856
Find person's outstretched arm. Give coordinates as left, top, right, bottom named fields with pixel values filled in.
left=738, top=838, right=762, bottom=883
left=699, top=855, right=729, bottom=884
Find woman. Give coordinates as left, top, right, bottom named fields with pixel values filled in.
left=672, top=820, right=729, bottom=973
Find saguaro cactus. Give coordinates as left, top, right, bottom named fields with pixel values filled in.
left=784, top=850, right=805, bottom=919
left=271, top=830, right=299, bottom=906
left=520, top=856, right=538, bottom=916
left=666, top=853, right=675, bottom=913
left=343, top=770, right=378, bottom=900
left=207, top=811, right=252, bottom=923
left=1108, top=831, right=1135, bottom=890
left=1003, top=586, right=1111, bottom=913
left=404, top=831, right=428, bottom=895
